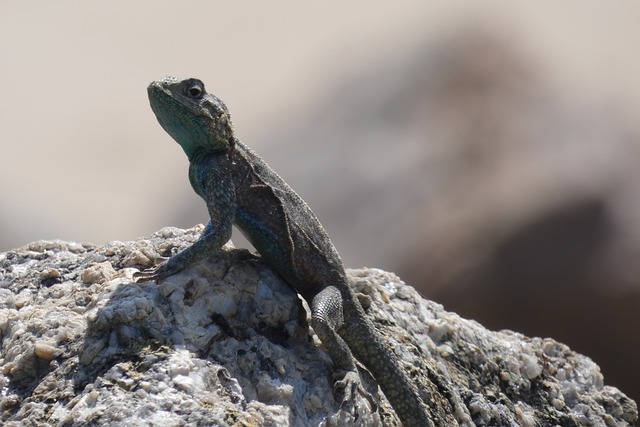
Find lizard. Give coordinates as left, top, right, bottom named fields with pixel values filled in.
left=135, top=76, right=433, bottom=427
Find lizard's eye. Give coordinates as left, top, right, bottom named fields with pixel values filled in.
left=186, top=82, right=204, bottom=99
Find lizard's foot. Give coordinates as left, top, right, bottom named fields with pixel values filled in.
left=132, top=268, right=160, bottom=283
left=334, top=370, right=377, bottom=412
left=133, top=260, right=176, bottom=283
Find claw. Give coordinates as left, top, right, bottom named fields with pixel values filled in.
left=334, top=370, right=377, bottom=412
left=133, top=261, right=173, bottom=283
left=132, top=269, right=160, bottom=283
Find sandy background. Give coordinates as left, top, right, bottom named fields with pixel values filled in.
left=2, top=1, right=640, bottom=405
left=2, top=2, right=639, bottom=250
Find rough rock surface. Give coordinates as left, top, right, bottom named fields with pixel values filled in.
left=0, top=226, right=637, bottom=426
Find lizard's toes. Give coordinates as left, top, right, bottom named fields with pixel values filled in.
left=132, top=270, right=160, bottom=283
left=133, top=263, right=169, bottom=283
left=334, top=371, right=377, bottom=412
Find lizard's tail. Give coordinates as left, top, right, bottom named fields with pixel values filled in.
left=341, top=302, right=437, bottom=427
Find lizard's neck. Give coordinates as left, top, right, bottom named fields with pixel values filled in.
left=188, top=147, right=230, bottom=164
left=186, top=137, right=237, bottom=163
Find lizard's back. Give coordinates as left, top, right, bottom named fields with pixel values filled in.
left=231, top=140, right=346, bottom=302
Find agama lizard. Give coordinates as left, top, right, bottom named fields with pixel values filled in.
left=135, top=76, right=433, bottom=426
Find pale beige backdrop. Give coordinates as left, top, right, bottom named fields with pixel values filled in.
left=2, top=0, right=640, bottom=407
left=2, top=2, right=639, bottom=253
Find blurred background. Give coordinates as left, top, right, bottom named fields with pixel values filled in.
left=2, top=1, right=639, bottom=406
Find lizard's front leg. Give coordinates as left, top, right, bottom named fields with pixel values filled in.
left=135, top=153, right=235, bottom=283
left=134, top=222, right=224, bottom=282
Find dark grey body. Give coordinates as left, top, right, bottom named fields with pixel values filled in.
left=231, top=141, right=344, bottom=302
left=136, top=77, right=433, bottom=426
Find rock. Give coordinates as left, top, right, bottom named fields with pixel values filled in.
left=0, top=226, right=636, bottom=426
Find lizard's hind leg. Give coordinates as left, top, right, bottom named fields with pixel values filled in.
left=310, top=286, right=373, bottom=408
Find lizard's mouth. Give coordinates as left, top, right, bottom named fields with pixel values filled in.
left=147, top=80, right=172, bottom=103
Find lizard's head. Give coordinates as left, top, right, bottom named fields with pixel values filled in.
left=147, top=76, right=235, bottom=160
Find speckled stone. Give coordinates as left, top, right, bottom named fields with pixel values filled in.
left=0, top=226, right=636, bottom=426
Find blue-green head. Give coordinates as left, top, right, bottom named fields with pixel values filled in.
left=147, top=76, right=234, bottom=160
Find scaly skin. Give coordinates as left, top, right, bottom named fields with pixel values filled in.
left=135, top=76, right=433, bottom=426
